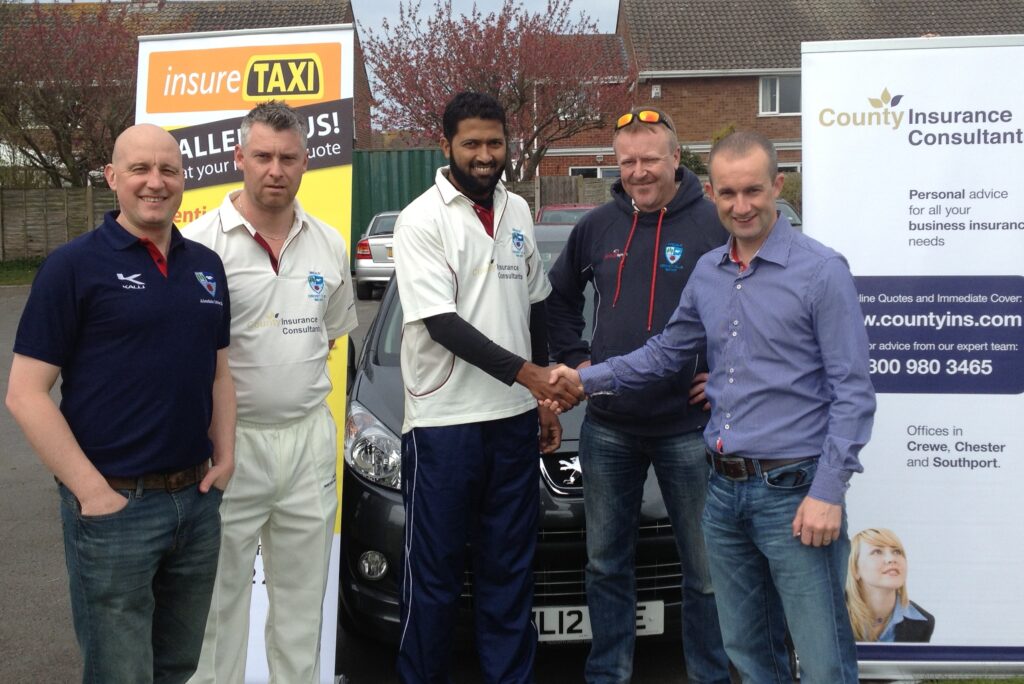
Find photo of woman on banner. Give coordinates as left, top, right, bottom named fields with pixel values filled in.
left=846, top=527, right=935, bottom=643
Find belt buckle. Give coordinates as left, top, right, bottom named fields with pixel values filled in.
left=717, top=456, right=749, bottom=481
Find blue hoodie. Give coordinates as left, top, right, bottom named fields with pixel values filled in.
left=546, top=167, right=728, bottom=436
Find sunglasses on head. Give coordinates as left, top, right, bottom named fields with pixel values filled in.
left=615, top=109, right=674, bottom=132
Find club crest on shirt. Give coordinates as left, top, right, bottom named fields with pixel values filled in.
left=510, top=229, right=526, bottom=258
left=194, top=271, right=217, bottom=296
left=661, top=243, right=684, bottom=273
left=307, top=272, right=326, bottom=302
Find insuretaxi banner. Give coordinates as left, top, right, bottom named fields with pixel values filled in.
left=803, top=35, right=1024, bottom=677
left=136, top=26, right=355, bottom=683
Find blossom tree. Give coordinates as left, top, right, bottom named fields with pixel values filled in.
left=362, top=0, right=635, bottom=180
left=0, top=1, right=170, bottom=187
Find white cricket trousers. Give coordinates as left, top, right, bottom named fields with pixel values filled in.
left=189, top=403, right=338, bottom=684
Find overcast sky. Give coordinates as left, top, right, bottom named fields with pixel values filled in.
left=349, top=0, right=621, bottom=39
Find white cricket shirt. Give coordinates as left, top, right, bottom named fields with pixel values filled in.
left=393, top=168, right=551, bottom=432
left=183, top=192, right=357, bottom=423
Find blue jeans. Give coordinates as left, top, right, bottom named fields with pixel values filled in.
left=701, top=458, right=858, bottom=684
left=579, top=417, right=729, bottom=684
left=60, top=482, right=223, bottom=684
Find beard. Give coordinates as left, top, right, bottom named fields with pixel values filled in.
left=448, top=158, right=503, bottom=200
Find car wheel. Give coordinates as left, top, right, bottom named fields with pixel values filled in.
left=356, top=281, right=373, bottom=300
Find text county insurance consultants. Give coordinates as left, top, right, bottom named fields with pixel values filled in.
left=819, top=104, right=1024, bottom=146
left=246, top=313, right=322, bottom=334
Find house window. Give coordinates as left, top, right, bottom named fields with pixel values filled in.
left=760, top=76, right=801, bottom=115
left=569, top=166, right=620, bottom=179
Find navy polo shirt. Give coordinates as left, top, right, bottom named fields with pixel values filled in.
left=14, top=211, right=231, bottom=477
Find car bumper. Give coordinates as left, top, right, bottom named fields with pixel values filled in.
left=338, top=465, right=683, bottom=645
left=354, top=264, right=394, bottom=284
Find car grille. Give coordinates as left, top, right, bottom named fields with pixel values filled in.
left=537, top=519, right=674, bottom=542
left=458, top=521, right=682, bottom=608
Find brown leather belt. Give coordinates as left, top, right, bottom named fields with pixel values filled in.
left=706, top=450, right=817, bottom=481
left=103, top=462, right=210, bottom=491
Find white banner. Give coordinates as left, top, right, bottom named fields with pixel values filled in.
left=803, top=34, right=1024, bottom=673
left=136, top=25, right=356, bottom=684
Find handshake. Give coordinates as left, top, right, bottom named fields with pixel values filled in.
left=516, top=362, right=586, bottom=415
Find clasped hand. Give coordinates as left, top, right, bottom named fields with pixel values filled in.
left=535, top=364, right=586, bottom=415
left=515, top=362, right=584, bottom=413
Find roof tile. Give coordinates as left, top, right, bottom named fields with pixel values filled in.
left=623, top=0, right=1024, bottom=71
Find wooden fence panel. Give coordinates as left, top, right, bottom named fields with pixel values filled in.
left=580, top=178, right=615, bottom=206
left=0, top=187, right=117, bottom=261
left=538, top=176, right=581, bottom=207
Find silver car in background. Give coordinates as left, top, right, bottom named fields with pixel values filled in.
left=354, top=211, right=399, bottom=300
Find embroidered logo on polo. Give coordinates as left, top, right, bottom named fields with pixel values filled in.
left=510, top=229, right=526, bottom=258
left=194, top=272, right=217, bottom=296
left=307, top=272, right=326, bottom=302
left=194, top=271, right=224, bottom=306
left=117, top=273, right=145, bottom=290
left=660, top=243, right=685, bottom=273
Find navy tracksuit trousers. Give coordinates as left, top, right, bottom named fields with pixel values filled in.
left=397, top=409, right=539, bottom=684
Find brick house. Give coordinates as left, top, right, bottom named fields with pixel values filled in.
left=539, top=0, right=1024, bottom=178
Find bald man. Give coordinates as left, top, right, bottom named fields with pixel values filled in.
left=6, top=124, right=236, bottom=684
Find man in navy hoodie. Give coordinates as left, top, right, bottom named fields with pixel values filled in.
left=546, top=107, right=730, bottom=683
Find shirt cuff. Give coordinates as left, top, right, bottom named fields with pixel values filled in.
left=579, top=363, right=617, bottom=396
left=808, top=462, right=852, bottom=505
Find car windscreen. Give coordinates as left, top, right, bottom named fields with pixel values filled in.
left=368, top=214, right=398, bottom=236
left=539, top=208, right=590, bottom=224
left=776, top=202, right=801, bottom=227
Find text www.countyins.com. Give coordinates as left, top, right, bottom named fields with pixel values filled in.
left=863, top=312, right=1022, bottom=330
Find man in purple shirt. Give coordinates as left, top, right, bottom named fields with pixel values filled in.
left=549, top=131, right=875, bottom=683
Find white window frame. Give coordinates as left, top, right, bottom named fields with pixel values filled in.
left=568, top=166, right=620, bottom=179
left=759, top=76, right=801, bottom=116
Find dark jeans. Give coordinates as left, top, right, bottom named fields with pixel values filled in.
left=60, top=482, right=222, bottom=684
left=579, top=418, right=729, bottom=684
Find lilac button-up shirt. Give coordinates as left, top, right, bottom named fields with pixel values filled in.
left=580, top=216, right=875, bottom=503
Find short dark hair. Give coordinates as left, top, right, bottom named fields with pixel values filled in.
left=442, top=92, right=507, bottom=141
left=240, top=100, right=308, bottom=148
left=707, top=131, right=778, bottom=185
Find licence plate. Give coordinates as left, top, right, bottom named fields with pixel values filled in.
left=386, top=245, right=393, bottom=259
left=532, top=601, right=664, bottom=643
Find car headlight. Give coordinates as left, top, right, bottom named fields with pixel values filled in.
left=344, top=400, right=402, bottom=490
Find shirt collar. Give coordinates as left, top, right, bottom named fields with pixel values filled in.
left=100, top=210, right=186, bottom=253
left=879, top=598, right=927, bottom=641
left=718, top=211, right=796, bottom=269
left=435, top=166, right=506, bottom=207
left=216, top=190, right=307, bottom=239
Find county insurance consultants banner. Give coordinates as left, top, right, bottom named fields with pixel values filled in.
left=803, top=35, right=1024, bottom=675
left=136, top=25, right=355, bottom=683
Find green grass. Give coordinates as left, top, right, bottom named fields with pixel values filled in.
left=0, top=257, right=43, bottom=286
left=921, top=675, right=1024, bottom=679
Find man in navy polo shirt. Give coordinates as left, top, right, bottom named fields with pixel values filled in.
left=6, top=123, right=236, bottom=684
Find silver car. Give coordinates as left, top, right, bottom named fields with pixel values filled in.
left=354, top=211, right=398, bottom=300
